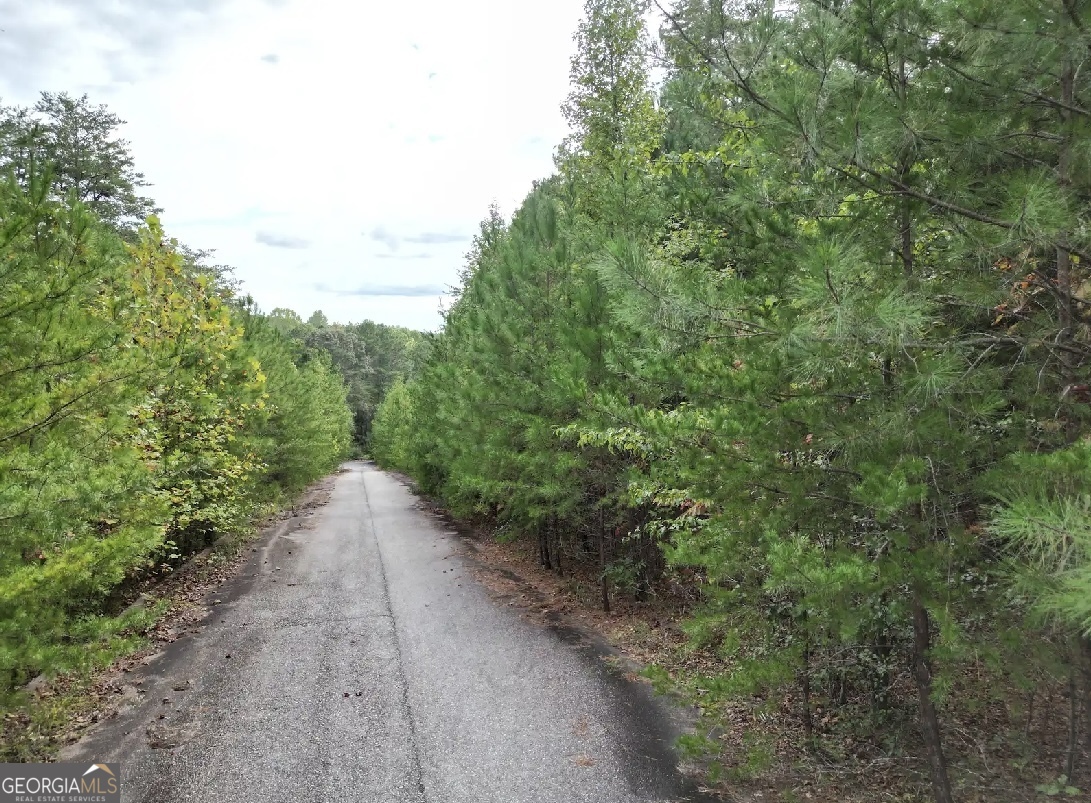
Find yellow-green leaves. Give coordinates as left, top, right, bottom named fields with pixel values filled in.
left=0, top=182, right=352, bottom=704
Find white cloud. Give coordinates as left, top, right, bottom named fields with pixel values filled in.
left=405, top=232, right=469, bottom=245
left=316, top=282, right=449, bottom=298
left=368, top=226, right=401, bottom=252
left=256, top=230, right=310, bottom=249
left=0, top=0, right=589, bottom=330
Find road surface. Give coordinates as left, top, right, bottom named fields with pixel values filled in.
left=67, top=462, right=715, bottom=803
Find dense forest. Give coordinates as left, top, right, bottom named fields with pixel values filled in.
left=263, top=309, right=429, bottom=446
left=370, top=0, right=1091, bottom=800
left=0, top=93, right=420, bottom=716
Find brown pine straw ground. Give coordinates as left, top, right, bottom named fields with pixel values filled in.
left=407, top=487, right=1091, bottom=803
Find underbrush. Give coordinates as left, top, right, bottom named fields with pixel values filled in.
left=452, top=515, right=1091, bottom=803
left=0, top=489, right=305, bottom=761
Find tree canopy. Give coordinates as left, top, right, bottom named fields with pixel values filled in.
left=0, top=93, right=364, bottom=719
left=371, top=1, right=1091, bottom=799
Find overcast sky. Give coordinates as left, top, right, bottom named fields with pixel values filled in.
left=0, top=0, right=590, bottom=330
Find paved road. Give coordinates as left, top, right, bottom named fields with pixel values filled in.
left=68, top=462, right=714, bottom=803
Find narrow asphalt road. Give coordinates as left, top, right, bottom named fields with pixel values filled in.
left=67, top=462, right=715, bottom=803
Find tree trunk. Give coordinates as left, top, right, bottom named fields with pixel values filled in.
left=800, top=639, right=814, bottom=750
left=831, top=669, right=847, bottom=707
left=599, top=509, right=610, bottom=613
left=911, top=593, right=955, bottom=803
left=1025, top=687, right=1037, bottom=741
left=538, top=521, right=550, bottom=569
left=550, top=515, right=563, bottom=575
left=873, top=606, right=893, bottom=711
left=1066, top=666, right=1079, bottom=783
left=1057, top=57, right=1077, bottom=440
left=1082, top=637, right=1091, bottom=759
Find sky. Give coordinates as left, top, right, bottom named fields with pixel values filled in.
left=0, top=0, right=591, bottom=331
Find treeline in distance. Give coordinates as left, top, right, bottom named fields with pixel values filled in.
left=0, top=93, right=414, bottom=721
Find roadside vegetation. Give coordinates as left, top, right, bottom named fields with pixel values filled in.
left=0, top=93, right=362, bottom=741
left=371, top=1, right=1091, bottom=800
left=261, top=309, right=429, bottom=449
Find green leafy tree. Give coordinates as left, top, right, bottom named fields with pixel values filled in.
left=0, top=96, right=355, bottom=713
left=0, top=173, right=164, bottom=695
left=294, top=317, right=429, bottom=446
left=292, top=0, right=1091, bottom=798
left=0, top=93, right=159, bottom=231
left=560, top=0, right=663, bottom=235
left=370, top=377, right=416, bottom=472
left=238, top=308, right=353, bottom=491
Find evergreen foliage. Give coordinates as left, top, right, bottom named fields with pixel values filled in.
left=264, top=308, right=429, bottom=446
left=0, top=93, right=159, bottom=232
left=0, top=94, right=353, bottom=706
left=371, top=0, right=1091, bottom=798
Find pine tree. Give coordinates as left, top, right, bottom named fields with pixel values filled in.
left=0, top=93, right=160, bottom=232
left=372, top=1, right=1091, bottom=797
left=0, top=96, right=355, bottom=708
